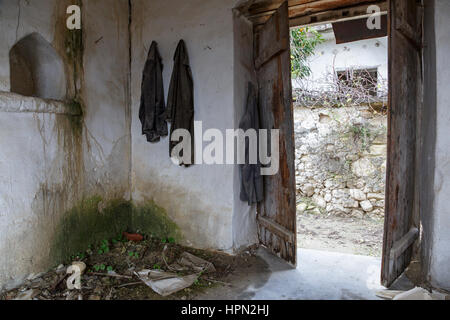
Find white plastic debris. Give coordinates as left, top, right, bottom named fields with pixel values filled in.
left=178, top=252, right=216, bottom=273
left=72, top=261, right=86, bottom=274
left=26, top=272, right=44, bottom=281
left=135, top=269, right=199, bottom=297
left=393, top=287, right=433, bottom=300
left=375, top=290, right=405, bottom=300
left=377, top=287, right=449, bottom=300
left=136, top=251, right=216, bottom=296
left=169, top=252, right=216, bottom=273
left=14, top=289, right=37, bottom=300
left=431, top=290, right=450, bottom=300
left=56, top=264, right=66, bottom=274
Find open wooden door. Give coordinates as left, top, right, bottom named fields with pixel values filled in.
left=382, top=0, right=423, bottom=287
left=254, top=1, right=297, bottom=266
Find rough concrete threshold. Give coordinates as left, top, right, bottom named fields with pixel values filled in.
left=197, top=248, right=416, bottom=300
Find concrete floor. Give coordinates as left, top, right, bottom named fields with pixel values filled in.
left=197, top=248, right=415, bottom=300
left=248, top=248, right=385, bottom=300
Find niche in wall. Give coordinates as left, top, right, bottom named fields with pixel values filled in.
left=9, top=33, right=66, bottom=100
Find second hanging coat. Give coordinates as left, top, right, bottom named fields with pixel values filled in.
left=166, top=40, right=195, bottom=166
left=239, top=82, right=264, bottom=205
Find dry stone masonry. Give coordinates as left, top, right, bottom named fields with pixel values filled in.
left=294, top=104, right=387, bottom=218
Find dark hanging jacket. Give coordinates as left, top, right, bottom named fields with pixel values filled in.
left=139, top=41, right=168, bottom=143
left=166, top=40, right=194, bottom=166
left=240, top=82, right=264, bottom=205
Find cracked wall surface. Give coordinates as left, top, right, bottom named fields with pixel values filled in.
left=0, top=0, right=131, bottom=290
left=130, top=0, right=242, bottom=251
left=0, top=0, right=250, bottom=290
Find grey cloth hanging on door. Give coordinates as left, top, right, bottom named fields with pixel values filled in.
left=139, top=41, right=168, bottom=143
left=240, top=82, right=264, bottom=205
left=166, top=40, right=194, bottom=166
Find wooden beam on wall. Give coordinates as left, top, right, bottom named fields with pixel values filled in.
left=289, top=1, right=387, bottom=27
left=241, top=0, right=387, bottom=26
left=332, top=12, right=388, bottom=43
left=289, top=0, right=379, bottom=18
left=243, top=0, right=317, bottom=16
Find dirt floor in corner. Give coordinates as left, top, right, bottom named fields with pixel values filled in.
left=0, top=237, right=263, bottom=301
left=297, top=211, right=384, bottom=257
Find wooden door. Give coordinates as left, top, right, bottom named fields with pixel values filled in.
left=254, top=1, right=297, bottom=266
left=382, top=0, right=423, bottom=287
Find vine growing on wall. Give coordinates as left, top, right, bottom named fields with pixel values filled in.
left=293, top=68, right=388, bottom=111
left=290, top=27, right=324, bottom=79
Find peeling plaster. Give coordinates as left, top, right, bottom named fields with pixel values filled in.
left=0, top=0, right=132, bottom=290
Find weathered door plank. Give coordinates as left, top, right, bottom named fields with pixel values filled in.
left=255, top=1, right=297, bottom=266
left=381, top=0, right=423, bottom=287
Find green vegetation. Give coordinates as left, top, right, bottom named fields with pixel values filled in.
left=49, top=197, right=182, bottom=270
left=128, top=251, right=139, bottom=258
left=153, top=264, right=162, bottom=270
left=346, top=123, right=378, bottom=151
left=290, top=27, right=324, bottom=79
left=94, top=264, right=106, bottom=272
left=49, top=196, right=132, bottom=265
left=161, top=237, right=176, bottom=244
left=132, top=201, right=182, bottom=243
left=98, top=239, right=110, bottom=255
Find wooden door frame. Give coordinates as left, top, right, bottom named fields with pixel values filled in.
left=238, top=0, right=422, bottom=287
left=254, top=1, right=298, bottom=266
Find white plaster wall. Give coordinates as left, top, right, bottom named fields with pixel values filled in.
left=130, top=0, right=243, bottom=251
left=232, top=10, right=259, bottom=251
left=429, top=0, right=450, bottom=291
left=0, top=0, right=259, bottom=290
left=0, top=97, right=82, bottom=290
left=420, top=0, right=437, bottom=286
left=0, top=0, right=56, bottom=91
left=81, top=0, right=131, bottom=199
left=0, top=0, right=131, bottom=290
left=295, top=28, right=388, bottom=91
left=0, top=0, right=75, bottom=291
left=0, top=0, right=131, bottom=199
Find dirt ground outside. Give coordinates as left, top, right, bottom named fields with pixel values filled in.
left=293, top=105, right=386, bottom=258
left=297, top=211, right=384, bottom=257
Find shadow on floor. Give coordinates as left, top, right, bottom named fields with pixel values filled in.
left=196, top=248, right=416, bottom=300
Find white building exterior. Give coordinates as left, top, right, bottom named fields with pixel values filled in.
left=294, top=24, right=388, bottom=100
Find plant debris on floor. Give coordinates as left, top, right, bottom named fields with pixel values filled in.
left=0, top=234, right=258, bottom=300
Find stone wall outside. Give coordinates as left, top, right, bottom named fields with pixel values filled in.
left=294, top=104, right=387, bottom=218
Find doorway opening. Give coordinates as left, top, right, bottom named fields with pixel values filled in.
left=239, top=0, right=423, bottom=289
left=290, top=23, right=388, bottom=257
